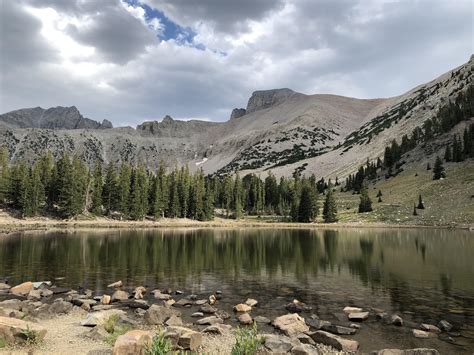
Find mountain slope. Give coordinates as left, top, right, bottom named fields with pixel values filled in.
left=0, top=55, right=472, bottom=180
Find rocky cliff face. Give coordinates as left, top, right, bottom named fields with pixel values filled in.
left=0, top=56, right=472, bottom=178
left=245, top=88, right=298, bottom=113
left=0, top=106, right=113, bottom=130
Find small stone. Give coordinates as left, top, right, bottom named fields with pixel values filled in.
left=264, top=334, right=295, bottom=353
left=40, top=289, right=53, bottom=297
left=134, top=286, right=146, bottom=300
left=10, top=281, right=33, bottom=295
left=254, top=316, right=271, bottom=324
left=144, top=305, right=181, bottom=325
left=50, top=299, right=73, bottom=314
left=202, top=324, right=231, bottom=335
left=107, top=280, right=123, bottom=288
left=192, top=312, right=204, bottom=317
left=0, top=283, right=11, bottom=291
left=200, top=304, right=217, bottom=314
left=178, top=330, right=202, bottom=351
left=321, top=324, right=357, bottom=335
left=27, top=289, right=42, bottom=301
left=85, top=326, right=109, bottom=341
left=81, top=310, right=126, bottom=327
left=296, top=333, right=315, bottom=345
left=391, top=314, right=404, bottom=326
left=196, top=316, right=223, bottom=325
left=153, top=290, right=172, bottom=300
left=245, top=298, right=258, bottom=307
left=237, top=312, right=253, bottom=325
left=215, top=310, right=231, bottom=320
left=420, top=323, right=441, bottom=333
left=305, top=318, right=331, bottom=330
left=101, top=295, right=111, bottom=305
left=413, top=329, right=432, bottom=338
left=174, top=298, right=193, bottom=307
left=195, top=299, right=207, bottom=305
left=234, top=303, right=252, bottom=312
left=111, top=290, right=129, bottom=302
left=438, top=320, right=453, bottom=332
left=343, top=306, right=363, bottom=314
left=348, top=311, right=369, bottom=322
left=175, top=290, right=183, bottom=295
left=209, top=294, right=217, bottom=305
left=286, top=299, right=312, bottom=313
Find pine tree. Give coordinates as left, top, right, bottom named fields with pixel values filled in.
left=23, top=164, right=45, bottom=217
left=117, top=163, right=132, bottom=215
left=203, top=179, right=215, bottom=220
left=358, top=183, right=373, bottom=213
left=102, top=162, right=118, bottom=214
left=444, top=144, right=452, bottom=162
left=129, top=165, right=148, bottom=220
left=297, top=181, right=318, bottom=223
left=413, top=203, right=418, bottom=216
left=0, top=147, right=9, bottom=203
left=233, top=172, right=243, bottom=219
left=432, top=156, right=445, bottom=180
left=56, top=153, right=74, bottom=218
left=322, top=184, right=337, bottom=223
left=376, top=190, right=383, bottom=203
left=167, top=169, right=180, bottom=218
left=178, top=166, right=190, bottom=218
left=37, top=152, right=54, bottom=209
left=426, top=162, right=431, bottom=170
left=417, top=194, right=425, bottom=209
left=91, top=161, right=103, bottom=215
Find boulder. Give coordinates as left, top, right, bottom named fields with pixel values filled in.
left=272, top=313, right=309, bottom=336
left=32, top=281, right=52, bottom=289
left=10, top=281, right=33, bottom=296
left=153, top=290, right=172, bottom=300
left=195, top=316, right=223, bottom=325
left=291, top=344, right=319, bottom=355
left=118, top=300, right=149, bottom=310
left=81, top=309, right=126, bottom=327
left=107, top=280, right=123, bottom=288
left=237, top=312, right=253, bottom=325
left=111, top=290, right=129, bottom=302
left=296, top=333, right=315, bottom=345
left=178, top=330, right=202, bottom=351
left=112, top=330, right=152, bottom=355
left=40, top=289, right=53, bottom=297
left=49, top=299, right=73, bottom=314
left=144, top=304, right=181, bottom=325
left=0, top=316, right=47, bottom=344
left=0, top=308, right=24, bottom=319
left=0, top=283, right=11, bottom=291
left=85, top=326, right=110, bottom=341
left=348, top=311, right=369, bottom=321
left=305, top=318, right=331, bottom=330
left=245, top=298, right=258, bottom=307
left=215, top=310, right=231, bottom=320
left=209, top=295, right=217, bottom=305
left=309, top=330, right=359, bottom=352
left=391, top=315, right=404, bottom=326
left=264, top=334, right=295, bottom=353
left=438, top=320, right=452, bottom=332
left=202, top=324, right=231, bottom=335
left=234, top=303, right=252, bottom=313
left=165, top=315, right=183, bottom=326
left=0, top=299, right=22, bottom=311
left=343, top=306, right=363, bottom=314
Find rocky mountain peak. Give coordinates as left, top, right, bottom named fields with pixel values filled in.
left=246, top=88, right=298, bottom=113
left=161, top=115, right=174, bottom=124
left=230, top=108, right=246, bottom=120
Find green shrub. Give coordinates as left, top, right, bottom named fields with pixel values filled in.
left=105, top=324, right=132, bottom=346
left=104, top=314, right=120, bottom=333
left=231, top=323, right=264, bottom=355
left=20, top=325, right=40, bottom=346
left=0, top=337, right=6, bottom=348
left=145, top=332, right=173, bottom=355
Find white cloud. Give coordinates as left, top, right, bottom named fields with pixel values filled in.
left=0, top=0, right=472, bottom=126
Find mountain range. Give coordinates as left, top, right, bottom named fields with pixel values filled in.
left=0, top=55, right=472, bottom=180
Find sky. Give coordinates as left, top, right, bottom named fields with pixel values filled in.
left=0, top=0, right=472, bottom=127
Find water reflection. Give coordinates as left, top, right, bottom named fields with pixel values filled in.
left=0, top=228, right=473, bottom=323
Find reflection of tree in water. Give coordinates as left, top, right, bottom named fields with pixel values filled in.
left=346, top=239, right=382, bottom=287
left=319, top=230, right=338, bottom=272
left=439, top=273, right=452, bottom=297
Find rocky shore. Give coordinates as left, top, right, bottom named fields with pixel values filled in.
left=0, top=280, right=449, bottom=354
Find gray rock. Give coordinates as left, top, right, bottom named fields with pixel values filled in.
left=174, top=298, right=193, bottom=307
left=49, top=300, right=73, bottom=314
left=195, top=316, right=223, bottom=325
left=391, top=314, right=404, bottom=326
left=230, top=108, right=246, bottom=120
left=111, top=290, right=129, bottom=302
left=165, top=315, right=183, bottom=326
left=254, top=316, right=271, bottom=324
left=144, top=305, right=181, bottom=325
left=191, top=312, right=204, bottom=317
left=199, top=304, right=217, bottom=314
left=291, top=344, right=319, bottom=355
left=305, top=318, right=331, bottom=330
left=237, top=312, right=253, bottom=325
left=321, top=324, right=357, bottom=335
left=309, top=330, right=359, bottom=352
left=264, top=334, right=295, bottom=353
left=420, top=323, right=441, bottom=333
left=348, top=311, right=369, bottom=321
left=438, top=320, right=453, bottom=332
left=370, top=349, right=440, bottom=355
left=296, top=333, right=315, bottom=345
left=412, top=329, right=433, bottom=338
left=246, top=88, right=296, bottom=113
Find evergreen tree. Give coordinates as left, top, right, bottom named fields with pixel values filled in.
left=189, top=169, right=205, bottom=220
left=203, top=180, right=215, bottom=221
left=426, top=162, right=431, bottom=170
left=376, top=190, right=383, bottom=203
left=129, top=165, right=148, bottom=220
left=178, top=166, right=190, bottom=218
left=297, top=181, right=318, bottom=223
left=23, top=164, right=45, bottom=217
left=102, top=162, right=118, bottom=214
left=233, top=172, right=243, bottom=219
left=0, top=147, right=9, bottom=203
left=417, top=194, right=425, bottom=209
left=117, top=163, right=132, bottom=215
left=432, top=156, right=445, bottom=180
left=264, top=172, right=278, bottom=212
left=413, top=203, right=418, bottom=216
left=91, top=161, right=103, bottom=215
left=322, top=184, right=337, bottom=223
left=167, top=169, right=180, bottom=218
left=358, top=183, right=373, bottom=213
left=444, top=144, right=452, bottom=162
left=37, top=152, right=54, bottom=209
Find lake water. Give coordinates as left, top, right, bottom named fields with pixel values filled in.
left=0, top=228, right=473, bottom=353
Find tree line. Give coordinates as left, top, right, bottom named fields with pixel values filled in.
left=0, top=150, right=339, bottom=223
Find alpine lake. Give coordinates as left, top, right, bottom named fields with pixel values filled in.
left=0, top=228, right=473, bottom=353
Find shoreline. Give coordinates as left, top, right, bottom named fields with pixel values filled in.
left=0, top=215, right=472, bottom=235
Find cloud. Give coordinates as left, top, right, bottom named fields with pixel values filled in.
left=0, top=0, right=472, bottom=126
